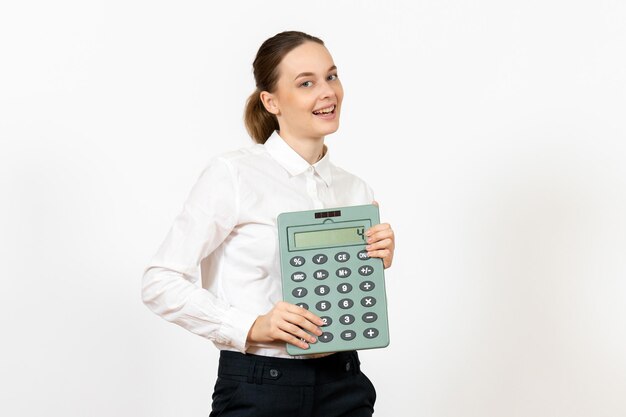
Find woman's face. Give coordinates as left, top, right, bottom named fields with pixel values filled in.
left=262, top=41, right=344, bottom=141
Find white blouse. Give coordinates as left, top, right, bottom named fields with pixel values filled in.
left=141, top=130, right=375, bottom=359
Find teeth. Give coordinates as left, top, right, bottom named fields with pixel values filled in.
left=313, top=105, right=335, bottom=115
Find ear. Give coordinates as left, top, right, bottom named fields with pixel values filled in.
left=259, top=91, right=280, bottom=116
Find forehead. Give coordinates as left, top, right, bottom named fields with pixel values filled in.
left=278, top=42, right=334, bottom=79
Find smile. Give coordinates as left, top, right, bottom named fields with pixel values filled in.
left=312, top=104, right=336, bottom=115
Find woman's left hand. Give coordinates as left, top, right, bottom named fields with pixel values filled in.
left=366, top=201, right=395, bottom=269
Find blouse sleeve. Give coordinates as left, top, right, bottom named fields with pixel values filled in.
left=141, top=157, right=258, bottom=353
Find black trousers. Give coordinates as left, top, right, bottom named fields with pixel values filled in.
left=209, top=350, right=377, bottom=417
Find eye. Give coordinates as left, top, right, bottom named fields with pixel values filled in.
left=300, top=80, right=313, bottom=88
left=328, top=73, right=339, bottom=81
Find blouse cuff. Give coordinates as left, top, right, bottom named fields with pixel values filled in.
left=220, top=307, right=259, bottom=353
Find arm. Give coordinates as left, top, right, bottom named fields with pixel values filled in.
left=141, top=157, right=258, bottom=352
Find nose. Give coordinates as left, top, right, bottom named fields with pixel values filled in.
left=318, top=79, right=337, bottom=100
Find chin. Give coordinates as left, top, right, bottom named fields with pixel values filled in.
left=317, top=121, right=340, bottom=136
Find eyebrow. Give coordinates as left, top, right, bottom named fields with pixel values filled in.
left=294, top=65, right=337, bottom=81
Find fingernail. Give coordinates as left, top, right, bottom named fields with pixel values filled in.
left=310, top=337, right=317, bottom=343
left=302, top=343, right=309, bottom=349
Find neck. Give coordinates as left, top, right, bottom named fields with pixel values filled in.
left=277, top=129, right=326, bottom=165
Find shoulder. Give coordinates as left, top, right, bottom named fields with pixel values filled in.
left=210, top=143, right=266, bottom=166
left=330, top=163, right=375, bottom=200
left=331, top=163, right=371, bottom=187
left=200, top=143, right=268, bottom=174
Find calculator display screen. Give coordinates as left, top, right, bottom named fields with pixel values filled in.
left=294, top=226, right=365, bottom=249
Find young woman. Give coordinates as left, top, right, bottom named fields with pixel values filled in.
left=142, top=30, right=395, bottom=417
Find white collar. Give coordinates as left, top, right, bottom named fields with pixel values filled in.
left=264, top=130, right=332, bottom=186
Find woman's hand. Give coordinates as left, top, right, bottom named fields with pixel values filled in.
left=366, top=201, right=395, bottom=269
left=247, top=301, right=324, bottom=350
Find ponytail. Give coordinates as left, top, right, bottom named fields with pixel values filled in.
left=244, top=88, right=279, bottom=144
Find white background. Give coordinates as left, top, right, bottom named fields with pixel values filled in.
left=1, top=1, right=625, bottom=416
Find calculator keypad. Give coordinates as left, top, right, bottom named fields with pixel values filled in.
left=284, top=245, right=388, bottom=354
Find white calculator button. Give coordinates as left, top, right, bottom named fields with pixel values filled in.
left=361, top=296, right=376, bottom=307
left=291, top=272, right=306, bottom=282
left=313, top=269, right=329, bottom=280
left=362, top=312, right=378, bottom=323
left=336, top=267, right=351, bottom=278
left=357, top=250, right=370, bottom=260
left=335, top=252, right=350, bottom=262
left=296, top=303, right=309, bottom=310
left=363, top=328, right=379, bottom=339
left=338, top=298, right=354, bottom=309
left=320, top=316, right=333, bottom=327
left=339, top=314, right=355, bottom=325
left=358, top=265, right=374, bottom=276
left=337, top=283, right=353, bottom=294
left=340, top=330, right=356, bottom=341
left=316, top=300, right=331, bottom=311
left=313, top=254, right=328, bottom=264
left=314, top=285, right=330, bottom=296
left=292, top=287, right=308, bottom=298
left=290, top=256, right=305, bottom=267
left=359, top=281, right=375, bottom=291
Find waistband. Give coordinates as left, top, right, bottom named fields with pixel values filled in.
left=217, top=350, right=362, bottom=386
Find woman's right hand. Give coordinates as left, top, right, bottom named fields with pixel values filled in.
left=246, top=301, right=324, bottom=350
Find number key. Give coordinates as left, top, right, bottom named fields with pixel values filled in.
left=316, top=300, right=331, bottom=311
left=338, top=298, right=354, bottom=309
left=337, top=283, right=353, bottom=294
left=292, top=287, right=307, bottom=298
left=314, top=285, right=330, bottom=296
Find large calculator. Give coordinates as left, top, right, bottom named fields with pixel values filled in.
left=277, top=204, right=390, bottom=355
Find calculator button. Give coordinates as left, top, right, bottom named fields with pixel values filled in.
left=290, top=256, right=305, bottom=267
left=291, top=272, right=306, bottom=282
left=337, top=283, right=353, bottom=294
left=363, top=328, right=379, bottom=339
left=340, top=330, right=356, bottom=341
left=313, top=254, right=328, bottom=264
left=357, top=250, right=370, bottom=260
left=313, top=269, right=329, bottom=280
left=361, top=296, right=376, bottom=307
left=359, top=281, right=375, bottom=292
left=358, top=265, right=374, bottom=276
left=339, top=314, right=355, bottom=325
left=320, top=316, right=333, bottom=327
left=292, top=287, right=308, bottom=298
left=296, top=303, right=309, bottom=310
left=336, top=267, right=351, bottom=278
left=362, top=312, right=378, bottom=323
left=314, top=285, right=330, bottom=296
left=338, top=298, right=354, bottom=309
left=316, top=300, right=331, bottom=311
left=319, top=332, right=334, bottom=343
left=335, top=252, right=350, bottom=262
